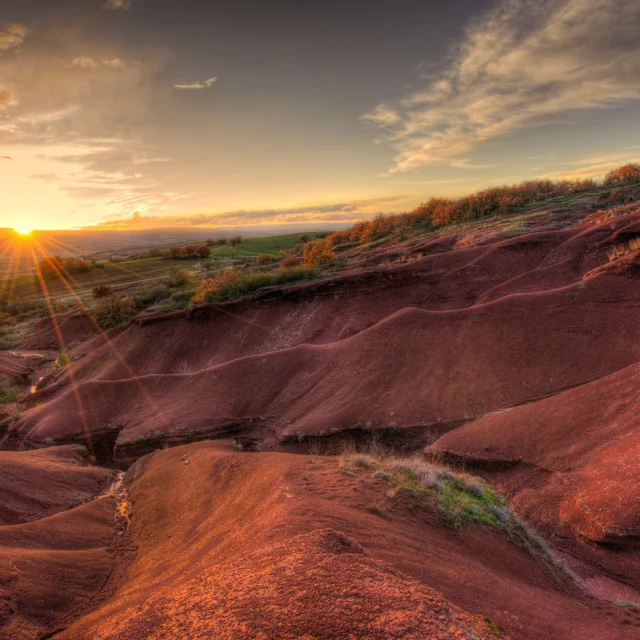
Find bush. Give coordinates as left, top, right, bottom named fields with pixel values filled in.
left=94, top=295, right=137, bottom=329
left=604, top=163, right=640, bottom=187
left=0, top=386, right=20, bottom=404
left=194, top=267, right=320, bottom=304
left=37, top=256, right=97, bottom=279
left=303, top=239, right=335, bottom=267
left=133, top=287, right=172, bottom=309
left=166, top=269, right=192, bottom=288
left=280, top=255, right=304, bottom=268
left=55, top=352, right=72, bottom=369
left=253, top=254, right=277, bottom=266
left=164, top=244, right=210, bottom=260
left=92, top=285, right=113, bottom=299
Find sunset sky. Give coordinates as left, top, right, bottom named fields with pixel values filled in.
left=1, top=0, right=640, bottom=231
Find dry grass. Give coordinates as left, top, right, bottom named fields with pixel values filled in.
left=339, top=450, right=553, bottom=562
left=607, top=237, right=640, bottom=261
left=172, top=359, right=198, bottom=374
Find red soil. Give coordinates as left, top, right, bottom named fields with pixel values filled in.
left=0, top=446, right=119, bottom=639
left=57, top=442, right=638, bottom=640
left=3, top=206, right=639, bottom=637
left=427, top=361, right=640, bottom=589
left=0, top=446, right=116, bottom=525
left=21, top=310, right=100, bottom=351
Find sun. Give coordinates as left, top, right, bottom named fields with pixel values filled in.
left=13, top=226, right=33, bottom=236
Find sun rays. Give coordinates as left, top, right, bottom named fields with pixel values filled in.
left=1, top=230, right=172, bottom=459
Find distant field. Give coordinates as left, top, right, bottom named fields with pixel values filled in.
left=2, top=232, right=323, bottom=302
left=6, top=257, right=201, bottom=301
left=208, top=232, right=323, bottom=259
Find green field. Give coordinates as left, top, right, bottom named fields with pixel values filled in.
left=6, top=256, right=201, bottom=301
left=2, top=232, right=324, bottom=303
left=207, top=232, right=323, bottom=259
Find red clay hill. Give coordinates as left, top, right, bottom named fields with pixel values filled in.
left=1, top=177, right=640, bottom=638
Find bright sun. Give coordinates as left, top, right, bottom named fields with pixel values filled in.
left=13, top=226, right=33, bottom=236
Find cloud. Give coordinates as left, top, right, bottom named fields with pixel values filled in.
left=63, top=57, right=130, bottom=70
left=0, top=24, right=29, bottom=52
left=84, top=195, right=412, bottom=229
left=0, top=87, right=17, bottom=110
left=175, top=77, right=218, bottom=90
left=104, top=0, right=131, bottom=9
left=0, top=155, right=12, bottom=161
left=364, top=0, right=640, bottom=173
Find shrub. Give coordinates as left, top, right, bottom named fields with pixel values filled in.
left=253, top=254, right=277, bottom=266
left=133, top=287, right=172, bottom=309
left=193, top=267, right=320, bottom=304
left=164, top=244, right=210, bottom=260
left=604, top=163, right=640, bottom=187
left=92, top=284, right=113, bottom=299
left=94, top=295, right=137, bottom=329
left=38, top=255, right=96, bottom=279
left=55, top=352, right=72, bottom=369
left=228, top=236, right=242, bottom=247
left=303, top=239, right=335, bottom=267
left=607, top=237, right=640, bottom=261
left=0, top=387, right=20, bottom=404
left=280, top=255, right=304, bottom=268
left=166, top=268, right=192, bottom=288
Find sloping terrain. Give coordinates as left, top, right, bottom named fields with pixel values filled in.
left=0, top=446, right=120, bottom=639
left=428, top=361, right=640, bottom=589
left=1, top=203, right=639, bottom=637
left=56, top=442, right=638, bottom=640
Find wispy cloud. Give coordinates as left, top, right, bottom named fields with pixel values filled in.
left=175, top=77, right=218, bottom=90
left=0, top=87, right=17, bottom=110
left=0, top=24, right=29, bottom=52
left=63, top=57, right=131, bottom=69
left=364, top=0, right=640, bottom=173
left=85, top=195, right=412, bottom=229
left=104, top=0, right=131, bottom=9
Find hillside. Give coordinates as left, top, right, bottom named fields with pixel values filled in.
left=1, top=172, right=640, bottom=638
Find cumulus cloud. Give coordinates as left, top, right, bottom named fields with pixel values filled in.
left=104, top=0, right=131, bottom=9
left=175, top=77, right=218, bottom=90
left=364, top=0, right=640, bottom=173
left=0, top=24, right=29, bottom=52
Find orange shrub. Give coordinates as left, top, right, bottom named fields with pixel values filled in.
left=604, top=163, right=640, bottom=186
left=303, top=239, right=335, bottom=267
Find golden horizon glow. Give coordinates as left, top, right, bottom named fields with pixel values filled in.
left=13, top=226, right=33, bottom=236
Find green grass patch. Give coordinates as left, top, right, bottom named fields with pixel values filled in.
left=341, top=453, right=552, bottom=561
left=0, top=387, right=20, bottom=404
left=207, top=232, right=325, bottom=259
left=195, top=267, right=321, bottom=304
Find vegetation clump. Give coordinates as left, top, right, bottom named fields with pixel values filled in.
left=603, top=163, right=640, bottom=187
left=92, top=284, right=113, bottom=299
left=54, top=352, right=72, bottom=369
left=38, top=255, right=102, bottom=279
left=193, top=267, right=320, bottom=304
left=340, top=452, right=550, bottom=558
left=0, top=386, right=21, bottom=404
left=93, top=294, right=137, bottom=329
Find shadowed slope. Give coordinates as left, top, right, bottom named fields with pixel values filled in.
left=11, top=269, right=640, bottom=462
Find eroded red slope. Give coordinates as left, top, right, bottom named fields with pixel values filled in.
left=57, top=442, right=637, bottom=640
left=0, top=446, right=119, bottom=639
left=428, top=361, right=640, bottom=589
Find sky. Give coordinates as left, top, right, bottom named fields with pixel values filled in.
left=1, top=0, right=640, bottom=231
